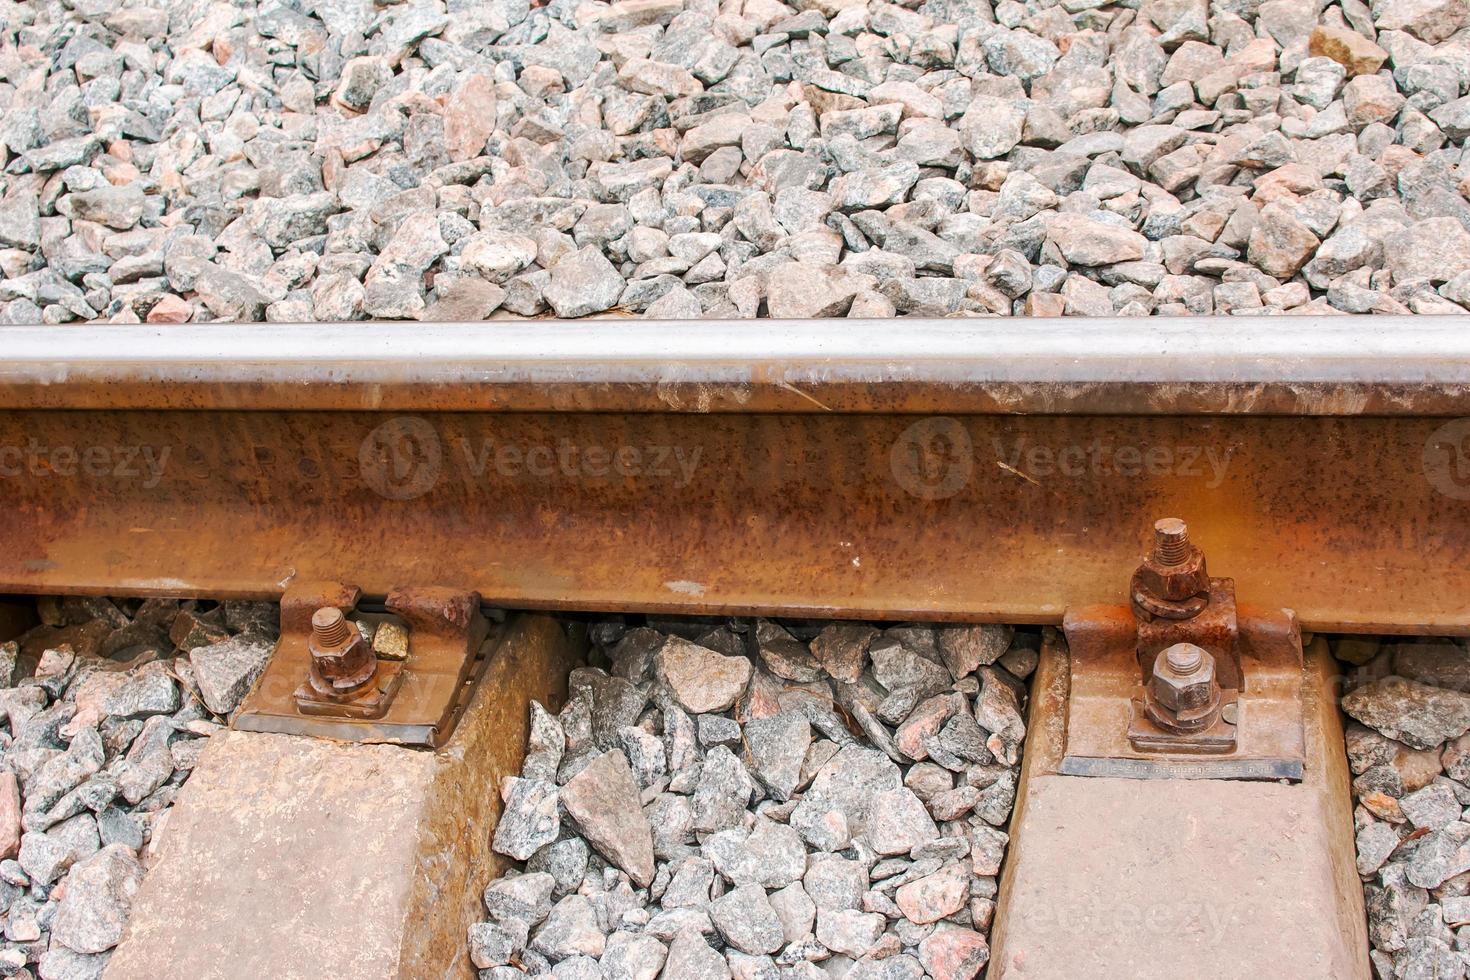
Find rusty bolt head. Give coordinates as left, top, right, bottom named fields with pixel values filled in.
left=1150, top=642, right=1217, bottom=714
left=308, top=607, right=375, bottom=693
left=1134, top=518, right=1209, bottom=603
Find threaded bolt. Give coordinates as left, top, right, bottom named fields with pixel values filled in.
left=1164, top=642, right=1204, bottom=674
left=1153, top=518, right=1191, bottom=566
left=311, top=607, right=352, bottom=649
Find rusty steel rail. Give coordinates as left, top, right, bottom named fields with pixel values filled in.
left=1, top=320, right=1469, bottom=633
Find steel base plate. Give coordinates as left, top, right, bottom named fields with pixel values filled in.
left=234, top=583, right=490, bottom=748
left=1060, top=602, right=1305, bottom=781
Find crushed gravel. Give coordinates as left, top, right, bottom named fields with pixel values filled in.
left=3, top=0, right=1470, bottom=322
left=1339, top=636, right=1470, bottom=979
left=472, top=617, right=1035, bottom=980
left=0, top=596, right=277, bottom=980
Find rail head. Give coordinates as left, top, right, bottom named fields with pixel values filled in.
left=2, top=318, right=1469, bottom=414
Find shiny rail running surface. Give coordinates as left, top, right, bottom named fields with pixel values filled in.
left=4, top=319, right=1470, bottom=413
left=1, top=320, right=1468, bottom=632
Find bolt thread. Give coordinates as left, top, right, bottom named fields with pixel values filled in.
left=1165, top=644, right=1203, bottom=673
left=1153, top=519, right=1190, bottom=566
left=312, top=608, right=352, bottom=648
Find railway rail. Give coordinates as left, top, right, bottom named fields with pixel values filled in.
left=3, top=318, right=1470, bottom=629
left=1, top=317, right=1468, bottom=979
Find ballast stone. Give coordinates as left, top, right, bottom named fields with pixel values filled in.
left=469, top=618, right=1034, bottom=974
left=187, top=635, right=272, bottom=716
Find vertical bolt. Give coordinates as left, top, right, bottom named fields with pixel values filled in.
left=307, top=606, right=376, bottom=697
left=311, top=607, right=352, bottom=649
left=1153, top=518, right=1191, bottom=566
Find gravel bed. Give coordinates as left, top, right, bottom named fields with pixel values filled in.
left=472, top=617, right=1034, bottom=980
left=1340, top=635, right=1470, bottom=979
left=3, top=0, right=1470, bottom=323
left=0, top=596, right=276, bottom=980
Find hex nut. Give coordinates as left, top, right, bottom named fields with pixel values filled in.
left=1134, top=549, right=1210, bottom=603
left=1150, top=644, right=1217, bottom=714
left=308, top=606, right=376, bottom=694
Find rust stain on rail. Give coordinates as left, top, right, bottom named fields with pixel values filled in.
left=0, top=409, right=1467, bottom=633
left=5, top=379, right=1470, bottom=416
